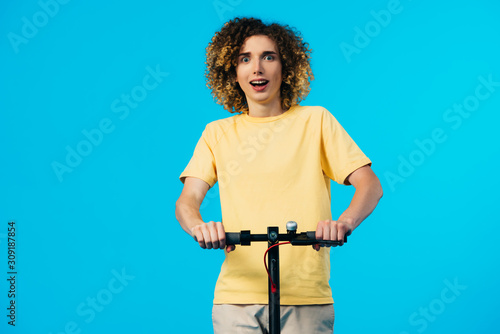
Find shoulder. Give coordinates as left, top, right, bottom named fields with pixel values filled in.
left=202, top=113, right=244, bottom=145
left=291, top=105, right=347, bottom=139
left=205, top=114, right=243, bottom=133
left=290, top=105, right=337, bottom=122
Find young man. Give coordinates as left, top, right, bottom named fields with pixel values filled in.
left=176, top=17, right=383, bottom=333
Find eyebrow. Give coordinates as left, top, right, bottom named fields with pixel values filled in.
left=238, top=51, right=278, bottom=57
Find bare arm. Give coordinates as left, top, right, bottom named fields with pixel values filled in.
left=338, top=164, right=383, bottom=229
left=315, top=165, right=383, bottom=249
left=175, top=177, right=209, bottom=235
left=175, top=177, right=233, bottom=251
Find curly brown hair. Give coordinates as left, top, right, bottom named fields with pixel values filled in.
left=205, top=17, right=314, bottom=114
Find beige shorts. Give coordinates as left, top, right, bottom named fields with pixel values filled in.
left=212, top=304, right=334, bottom=334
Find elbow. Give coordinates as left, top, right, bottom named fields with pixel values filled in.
left=175, top=198, right=184, bottom=222
left=366, top=173, right=383, bottom=202
left=376, top=178, right=384, bottom=201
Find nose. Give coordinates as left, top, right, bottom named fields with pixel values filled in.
left=253, top=59, right=263, bottom=74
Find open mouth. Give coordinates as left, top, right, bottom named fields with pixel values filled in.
left=250, top=80, right=269, bottom=87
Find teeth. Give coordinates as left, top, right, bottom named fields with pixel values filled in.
left=250, top=80, right=269, bottom=85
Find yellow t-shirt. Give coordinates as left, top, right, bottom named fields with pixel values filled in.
left=180, top=105, right=371, bottom=305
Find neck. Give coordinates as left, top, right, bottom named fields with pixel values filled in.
left=247, top=99, right=285, bottom=117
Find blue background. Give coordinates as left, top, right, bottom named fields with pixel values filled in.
left=1, top=0, right=499, bottom=333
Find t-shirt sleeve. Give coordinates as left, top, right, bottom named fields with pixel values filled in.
left=179, top=127, right=218, bottom=187
left=320, top=108, right=372, bottom=185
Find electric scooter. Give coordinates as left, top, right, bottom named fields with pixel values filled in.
left=225, top=221, right=347, bottom=334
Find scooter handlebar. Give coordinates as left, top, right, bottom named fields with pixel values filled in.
left=225, top=232, right=241, bottom=245
left=224, top=231, right=347, bottom=246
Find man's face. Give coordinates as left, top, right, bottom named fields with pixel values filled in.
left=236, top=35, right=283, bottom=111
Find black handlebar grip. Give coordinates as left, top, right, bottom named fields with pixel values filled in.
left=306, top=231, right=316, bottom=240
left=306, top=231, right=348, bottom=243
left=225, top=232, right=241, bottom=245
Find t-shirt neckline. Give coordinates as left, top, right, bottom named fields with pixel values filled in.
left=242, top=105, right=298, bottom=123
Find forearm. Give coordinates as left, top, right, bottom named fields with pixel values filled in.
left=175, top=199, right=205, bottom=237
left=176, top=196, right=229, bottom=251
left=338, top=177, right=383, bottom=230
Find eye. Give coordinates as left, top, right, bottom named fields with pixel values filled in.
left=264, top=55, right=274, bottom=61
left=240, top=57, right=250, bottom=63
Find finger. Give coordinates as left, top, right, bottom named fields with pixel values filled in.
left=217, top=222, right=226, bottom=249
left=338, top=224, right=350, bottom=246
left=191, top=227, right=198, bottom=242
left=338, top=225, right=344, bottom=246
left=201, top=223, right=213, bottom=249
left=207, top=221, right=219, bottom=249
left=315, top=221, right=325, bottom=240
left=193, top=227, right=206, bottom=249
left=323, top=222, right=331, bottom=247
left=226, top=245, right=236, bottom=253
left=318, top=220, right=331, bottom=241
left=330, top=221, right=338, bottom=241
left=337, top=229, right=344, bottom=246
left=312, top=244, right=320, bottom=251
